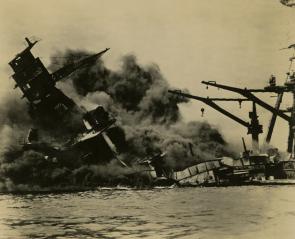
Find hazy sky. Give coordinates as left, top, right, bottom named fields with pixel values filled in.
left=0, top=0, right=295, bottom=150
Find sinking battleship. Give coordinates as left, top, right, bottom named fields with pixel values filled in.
left=7, top=38, right=138, bottom=188
left=9, top=38, right=188, bottom=189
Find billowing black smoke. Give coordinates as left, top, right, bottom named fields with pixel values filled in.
left=50, top=51, right=186, bottom=124
left=0, top=49, right=235, bottom=191
left=51, top=50, right=234, bottom=165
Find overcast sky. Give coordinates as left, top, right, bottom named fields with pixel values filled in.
left=0, top=0, right=295, bottom=151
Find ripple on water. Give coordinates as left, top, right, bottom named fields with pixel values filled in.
left=0, top=187, right=295, bottom=238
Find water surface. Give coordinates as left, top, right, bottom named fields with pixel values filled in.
left=0, top=186, right=295, bottom=238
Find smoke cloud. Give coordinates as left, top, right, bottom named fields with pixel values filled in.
left=0, top=49, right=234, bottom=191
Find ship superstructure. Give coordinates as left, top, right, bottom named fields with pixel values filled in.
left=9, top=38, right=126, bottom=167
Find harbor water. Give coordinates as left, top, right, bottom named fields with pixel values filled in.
left=0, top=186, right=295, bottom=238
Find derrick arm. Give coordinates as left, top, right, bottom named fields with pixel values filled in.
left=265, top=92, right=284, bottom=143
left=168, top=90, right=249, bottom=128
left=169, top=90, right=263, bottom=151
left=202, top=81, right=291, bottom=122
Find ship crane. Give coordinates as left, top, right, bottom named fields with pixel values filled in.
left=201, top=81, right=290, bottom=121
left=168, top=90, right=262, bottom=152
left=265, top=92, right=284, bottom=144
left=201, top=80, right=295, bottom=156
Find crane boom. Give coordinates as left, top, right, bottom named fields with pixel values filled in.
left=168, top=90, right=249, bottom=127
left=201, top=81, right=291, bottom=122
left=168, top=90, right=263, bottom=151
left=265, top=93, right=284, bottom=143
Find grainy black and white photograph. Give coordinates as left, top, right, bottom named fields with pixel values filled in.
left=1, top=0, right=295, bottom=238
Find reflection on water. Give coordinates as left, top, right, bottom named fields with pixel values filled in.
left=0, top=186, right=295, bottom=238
